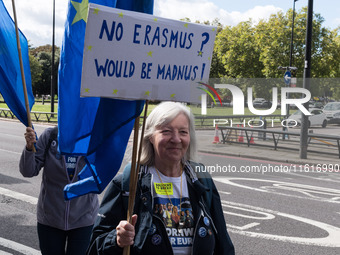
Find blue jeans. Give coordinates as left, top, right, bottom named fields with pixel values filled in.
left=37, top=223, right=93, bottom=255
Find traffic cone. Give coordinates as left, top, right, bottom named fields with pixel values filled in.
left=213, top=125, right=220, bottom=144
left=250, top=127, right=255, bottom=144
left=238, top=125, right=244, bottom=143
left=250, top=134, right=255, bottom=144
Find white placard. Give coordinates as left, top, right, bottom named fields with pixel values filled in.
left=80, top=3, right=216, bottom=103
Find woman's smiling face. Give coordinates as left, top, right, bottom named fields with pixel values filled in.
left=150, top=113, right=190, bottom=165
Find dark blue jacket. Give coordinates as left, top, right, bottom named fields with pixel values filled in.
left=87, top=162, right=235, bottom=255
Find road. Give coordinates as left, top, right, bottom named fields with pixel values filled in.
left=0, top=119, right=340, bottom=254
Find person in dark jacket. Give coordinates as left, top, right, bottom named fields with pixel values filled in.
left=87, top=102, right=235, bottom=255
left=20, top=126, right=99, bottom=255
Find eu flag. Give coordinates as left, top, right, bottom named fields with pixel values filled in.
left=0, top=0, right=34, bottom=126
left=59, top=0, right=154, bottom=200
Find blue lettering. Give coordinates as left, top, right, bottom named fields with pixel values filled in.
left=151, top=27, right=160, bottom=46
left=144, top=25, right=152, bottom=45
left=108, top=60, right=115, bottom=76
left=161, top=28, right=168, bottom=47
left=184, top=65, right=192, bottom=80
left=172, top=65, right=177, bottom=80
left=186, top=33, right=194, bottom=49
left=165, top=65, right=172, bottom=80
left=95, top=59, right=134, bottom=78
left=169, top=30, right=178, bottom=48
left=99, top=20, right=123, bottom=41
left=133, top=24, right=141, bottom=44
left=99, top=20, right=114, bottom=40
left=129, top=61, right=135, bottom=77
left=157, top=65, right=166, bottom=79
left=156, top=64, right=199, bottom=80
left=179, top=32, right=187, bottom=48
left=191, top=66, right=198, bottom=80
left=141, top=62, right=152, bottom=79
left=95, top=59, right=108, bottom=77
left=116, top=23, right=123, bottom=41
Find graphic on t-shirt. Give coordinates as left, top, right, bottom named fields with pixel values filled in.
left=153, top=196, right=194, bottom=247
left=65, top=156, right=78, bottom=179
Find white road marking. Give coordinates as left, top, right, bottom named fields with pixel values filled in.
left=222, top=203, right=275, bottom=220
left=219, top=191, right=231, bottom=195
left=0, top=148, right=21, bottom=155
left=0, top=187, right=37, bottom=205
left=227, top=222, right=260, bottom=231
left=0, top=250, right=12, bottom=255
left=0, top=237, right=40, bottom=255
left=214, top=177, right=340, bottom=203
left=0, top=133, right=23, bottom=139
left=223, top=200, right=340, bottom=247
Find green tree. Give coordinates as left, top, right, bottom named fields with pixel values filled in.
left=29, top=45, right=60, bottom=96
left=214, top=7, right=340, bottom=79
left=28, top=52, right=42, bottom=96
left=215, top=21, right=264, bottom=79
left=212, top=6, right=340, bottom=101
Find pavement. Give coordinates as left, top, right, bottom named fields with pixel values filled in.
left=196, top=129, right=339, bottom=166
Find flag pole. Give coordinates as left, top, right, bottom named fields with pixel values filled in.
left=11, top=0, right=35, bottom=152
left=123, top=101, right=149, bottom=255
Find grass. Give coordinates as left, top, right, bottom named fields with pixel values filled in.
left=0, top=102, right=57, bottom=112
left=1, top=101, right=282, bottom=126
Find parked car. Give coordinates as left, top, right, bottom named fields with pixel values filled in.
left=322, top=102, right=340, bottom=124
left=288, top=108, right=327, bottom=128
left=309, top=101, right=324, bottom=109
left=252, top=98, right=272, bottom=108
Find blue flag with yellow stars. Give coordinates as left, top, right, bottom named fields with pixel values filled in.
left=0, top=0, right=34, bottom=126
left=59, top=0, right=154, bottom=200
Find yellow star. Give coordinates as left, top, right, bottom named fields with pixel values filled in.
left=71, top=0, right=89, bottom=25
left=144, top=91, right=150, bottom=96
left=208, top=56, right=211, bottom=60
left=113, top=89, right=118, bottom=94
left=184, top=23, right=188, bottom=28
left=170, top=93, right=176, bottom=98
left=93, top=8, right=99, bottom=15
left=198, top=51, right=203, bottom=57
left=153, top=18, right=158, bottom=22
left=212, top=28, right=216, bottom=31
left=118, top=12, right=124, bottom=18
left=87, top=45, right=92, bottom=51
left=84, top=88, right=90, bottom=93
left=147, top=51, right=153, bottom=57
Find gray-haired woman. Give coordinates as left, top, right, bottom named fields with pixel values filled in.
left=87, top=102, right=235, bottom=255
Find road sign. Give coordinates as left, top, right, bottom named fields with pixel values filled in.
left=284, top=71, right=291, bottom=85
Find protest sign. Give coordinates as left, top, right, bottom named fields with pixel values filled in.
left=81, top=3, right=216, bottom=103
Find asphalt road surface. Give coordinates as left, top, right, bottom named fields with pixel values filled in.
left=0, top=119, right=339, bottom=254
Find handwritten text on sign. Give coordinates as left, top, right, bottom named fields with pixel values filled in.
left=81, top=3, right=216, bottom=103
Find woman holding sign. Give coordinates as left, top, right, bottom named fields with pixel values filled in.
left=87, top=102, right=235, bottom=255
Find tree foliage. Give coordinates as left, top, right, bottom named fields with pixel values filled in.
left=29, top=45, right=60, bottom=96
left=212, top=6, right=340, bottom=99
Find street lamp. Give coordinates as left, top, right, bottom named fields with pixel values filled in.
left=50, top=0, right=55, bottom=114
left=278, top=0, right=299, bottom=138
left=289, top=0, right=298, bottom=68
left=300, top=0, right=314, bottom=159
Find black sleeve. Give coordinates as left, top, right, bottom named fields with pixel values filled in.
left=87, top=174, right=126, bottom=255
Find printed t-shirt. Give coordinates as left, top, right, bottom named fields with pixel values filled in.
left=150, top=167, right=194, bottom=255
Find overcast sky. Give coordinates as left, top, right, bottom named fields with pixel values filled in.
left=3, top=0, right=340, bottom=48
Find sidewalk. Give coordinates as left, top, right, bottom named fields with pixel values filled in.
left=196, top=131, right=339, bottom=166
